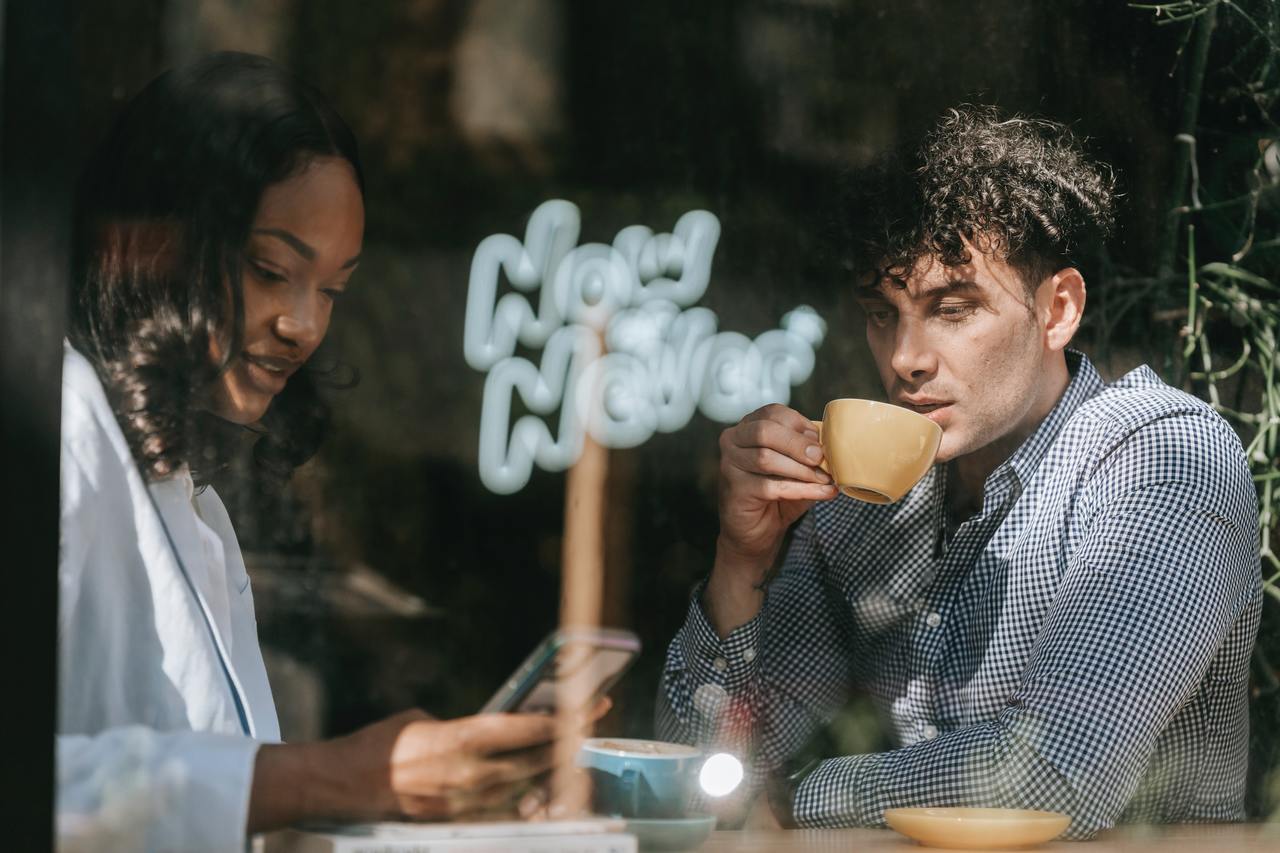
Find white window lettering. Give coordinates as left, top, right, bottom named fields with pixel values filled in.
left=465, top=200, right=826, bottom=494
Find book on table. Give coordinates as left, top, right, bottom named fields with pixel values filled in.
left=267, top=817, right=636, bottom=853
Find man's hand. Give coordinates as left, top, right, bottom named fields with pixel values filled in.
left=706, top=404, right=837, bottom=636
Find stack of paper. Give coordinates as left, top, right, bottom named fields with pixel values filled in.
left=268, top=818, right=636, bottom=853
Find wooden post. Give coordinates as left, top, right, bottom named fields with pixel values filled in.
left=559, top=430, right=608, bottom=630
left=552, top=332, right=611, bottom=814
left=601, top=449, right=634, bottom=632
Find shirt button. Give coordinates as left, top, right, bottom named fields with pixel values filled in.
left=926, top=612, right=942, bottom=628
left=741, top=647, right=757, bottom=664
left=922, top=724, right=938, bottom=739
left=712, top=656, right=729, bottom=673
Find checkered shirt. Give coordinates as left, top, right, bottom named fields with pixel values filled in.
left=657, top=351, right=1262, bottom=838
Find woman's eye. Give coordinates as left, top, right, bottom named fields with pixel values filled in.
left=249, top=261, right=287, bottom=283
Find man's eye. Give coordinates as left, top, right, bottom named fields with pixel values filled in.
left=936, top=304, right=975, bottom=320
left=857, top=300, right=897, bottom=327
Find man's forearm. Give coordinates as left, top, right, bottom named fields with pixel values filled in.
left=704, top=536, right=774, bottom=637
left=793, top=719, right=1108, bottom=839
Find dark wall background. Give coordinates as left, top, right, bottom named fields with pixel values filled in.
left=68, top=0, right=1278, bottom=816
left=3, top=0, right=76, bottom=845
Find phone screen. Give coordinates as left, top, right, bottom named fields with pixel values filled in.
left=517, top=643, right=635, bottom=713
left=483, top=629, right=640, bottom=714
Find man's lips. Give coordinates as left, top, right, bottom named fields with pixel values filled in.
left=898, top=397, right=952, bottom=414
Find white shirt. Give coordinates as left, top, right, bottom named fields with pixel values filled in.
left=57, top=343, right=280, bottom=852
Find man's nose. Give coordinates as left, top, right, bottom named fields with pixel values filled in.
left=889, top=318, right=937, bottom=383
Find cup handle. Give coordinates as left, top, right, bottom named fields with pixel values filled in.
left=810, top=420, right=830, bottom=475
left=621, top=768, right=642, bottom=818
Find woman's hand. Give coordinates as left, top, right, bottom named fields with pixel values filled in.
left=249, top=699, right=614, bottom=832
left=330, top=709, right=560, bottom=820
left=248, top=710, right=560, bottom=831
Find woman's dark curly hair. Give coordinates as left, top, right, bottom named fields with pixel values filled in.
left=851, top=104, right=1116, bottom=291
left=70, top=52, right=362, bottom=488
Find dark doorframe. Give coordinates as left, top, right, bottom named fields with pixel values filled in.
left=1, top=0, right=75, bottom=845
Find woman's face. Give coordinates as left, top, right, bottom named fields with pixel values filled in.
left=209, top=156, right=364, bottom=424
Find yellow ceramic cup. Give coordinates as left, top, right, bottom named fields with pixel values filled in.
left=813, top=398, right=942, bottom=504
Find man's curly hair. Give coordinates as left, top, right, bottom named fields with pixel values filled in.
left=852, top=105, right=1117, bottom=291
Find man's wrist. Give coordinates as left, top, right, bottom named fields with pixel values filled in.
left=704, top=558, right=766, bottom=638
left=766, top=755, right=822, bottom=829
left=713, top=535, right=780, bottom=585
left=710, top=534, right=778, bottom=592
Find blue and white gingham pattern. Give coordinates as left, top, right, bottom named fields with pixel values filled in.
left=657, top=351, right=1262, bottom=838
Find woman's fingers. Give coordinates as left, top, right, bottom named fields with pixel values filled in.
left=397, top=780, right=526, bottom=821
left=448, top=779, right=529, bottom=817
left=586, top=696, right=612, bottom=723
left=401, top=753, right=539, bottom=799
left=474, top=743, right=557, bottom=786
left=450, top=712, right=558, bottom=754
left=518, top=784, right=550, bottom=819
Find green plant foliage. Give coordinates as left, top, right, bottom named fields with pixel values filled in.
left=1131, top=0, right=1280, bottom=819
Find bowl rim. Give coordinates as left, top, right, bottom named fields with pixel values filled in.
left=883, top=806, right=1073, bottom=824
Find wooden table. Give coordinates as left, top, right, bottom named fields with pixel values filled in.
left=699, top=823, right=1279, bottom=851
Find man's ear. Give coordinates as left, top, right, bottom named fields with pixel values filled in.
left=1040, top=268, right=1086, bottom=352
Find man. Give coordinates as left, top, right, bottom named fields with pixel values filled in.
left=657, top=105, right=1261, bottom=838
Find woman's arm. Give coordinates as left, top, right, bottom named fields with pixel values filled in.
left=248, top=709, right=565, bottom=832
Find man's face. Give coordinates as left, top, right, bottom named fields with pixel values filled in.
left=856, top=246, right=1053, bottom=464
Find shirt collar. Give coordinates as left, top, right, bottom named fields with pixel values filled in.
left=169, top=466, right=196, bottom=503
left=931, top=349, right=1102, bottom=553
left=995, top=348, right=1103, bottom=491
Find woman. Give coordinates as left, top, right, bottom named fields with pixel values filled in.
left=59, top=52, right=563, bottom=851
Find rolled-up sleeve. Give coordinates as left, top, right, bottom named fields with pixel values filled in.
left=57, top=727, right=260, bottom=852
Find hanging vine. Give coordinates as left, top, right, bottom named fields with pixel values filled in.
left=1129, top=0, right=1280, bottom=601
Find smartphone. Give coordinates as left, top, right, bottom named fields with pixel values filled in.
left=481, top=627, right=640, bottom=715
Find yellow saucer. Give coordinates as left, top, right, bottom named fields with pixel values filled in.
left=883, top=807, right=1071, bottom=849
